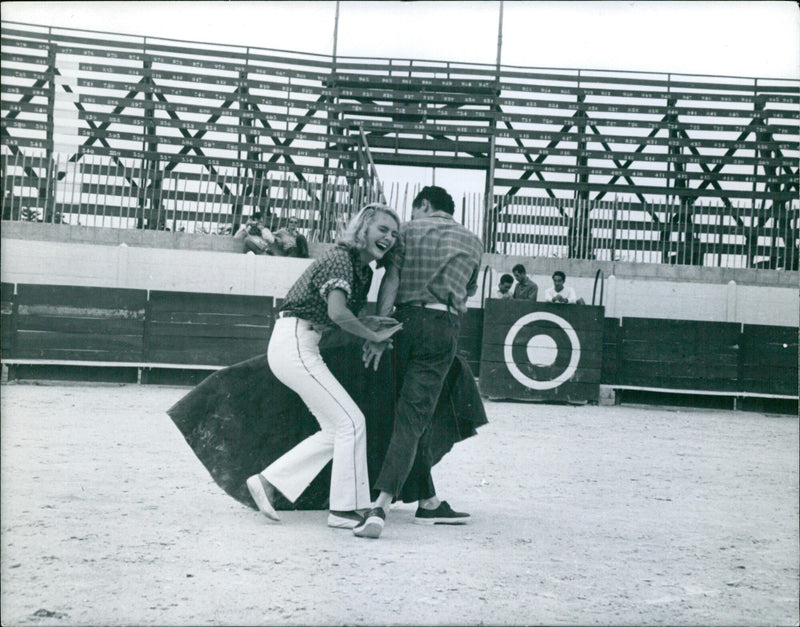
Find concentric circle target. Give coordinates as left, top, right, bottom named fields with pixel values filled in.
left=502, top=311, right=581, bottom=390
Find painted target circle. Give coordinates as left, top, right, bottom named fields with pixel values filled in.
left=503, top=312, right=581, bottom=390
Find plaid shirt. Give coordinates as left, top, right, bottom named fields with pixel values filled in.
left=280, top=245, right=372, bottom=327
left=393, top=213, right=483, bottom=314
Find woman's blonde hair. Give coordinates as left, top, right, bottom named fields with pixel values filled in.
left=337, top=203, right=401, bottom=264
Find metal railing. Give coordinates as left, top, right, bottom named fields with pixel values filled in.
left=2, top=152, right=797, bottom=269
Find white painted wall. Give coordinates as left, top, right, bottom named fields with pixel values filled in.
left=1, top=238, right=797, bottom=327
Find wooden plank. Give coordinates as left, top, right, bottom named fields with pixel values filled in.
left=1, top=51, right=50, bottom=65
left=80, top=106, right=331, bottom=130
left=16, top=284, right=148, bottom=311
left=601, top=317, right=621, bottom=383
left=500, top=88, right=799, bottom=106
left=496, top=111, right=796, bottom=136
left=335, top=117, right=491, bottom=136
left=144, top=291, right=274, bottom=365
left=0, top=66, right=52, bottom=80
left=76, top=113, right=353, bottom=144
left=335, top=85, right=496, bottom=106
left=502, top=146, right=795, bottom=169
left=9, top=347, right=146, bottom=362
left=148, top=334, right=269, bottom=351
left=15, top=330, right=143, bottom=352
left=16, top=316, right=146, bottom=335
left=496, top=67, right=786, bottom=94
left=76, top=147, right=352, bottom=177
left=360, top=136, right=489, bottom=153
left=618, top=318, right=740, bottom=390
left=493, top=161, right=780, bottom=185
left=371, top=152, right=489, bottom=170
left=146, top=311, right=272, bottom=326
left=0, top=34, right=50, bottom=51
left=492, top=178, right=797, bottom=201
left=740, top=324, right=798, bottom=395
left=615, top=374, right=742, bottom=393
left=146, top=342, right=267, bottom=367
left=493, top=128, right=797, bottom=151
left=77, top=62, right=145, bottom=76
left=12, top=285, right=147, bottom=363
left=147, top=54, right=247, bottom=74
left=0, top=101, right=49, bottom=114
left=334, top=102, right=493, bottom=121
left=147, top=321, right=271, bottom=340
left=1, top=136, right=50, bottom=149
left=148, top=69, right=242, bottom=88
left=147, top=291, right=273, bottom=316
left=332, top=74, right=497, bottom=95
left=496, top=99, right=800, bottom=120
left=333, top=59, right=495, bottom=78
left=75, top=128, right=350, bottom=159
left=737, top=376, right=798, bottom=396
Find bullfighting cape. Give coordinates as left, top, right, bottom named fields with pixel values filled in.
left=167, top=328, right=488, bottom=510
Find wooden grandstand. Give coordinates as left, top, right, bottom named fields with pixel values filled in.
left=1, top=21, right=798, bottom=267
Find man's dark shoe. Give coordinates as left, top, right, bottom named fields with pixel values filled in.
left=414, top=500, right=470, bottom=525
left=353, top=507, right=385, bottom=538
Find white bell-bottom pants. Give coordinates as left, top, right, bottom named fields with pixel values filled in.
left=262, top=316, right=371, bottom=511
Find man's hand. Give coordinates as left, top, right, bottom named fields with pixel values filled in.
left=362, top=339, right=392, bottom=371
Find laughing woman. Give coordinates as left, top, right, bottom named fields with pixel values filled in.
left=245, top=203, right=403, bottom=529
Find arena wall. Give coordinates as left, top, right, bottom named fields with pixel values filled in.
left=2, top=222, right=797, bottom=327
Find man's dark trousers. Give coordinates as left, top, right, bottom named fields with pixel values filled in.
left=374, top=305, right=460, bottom=498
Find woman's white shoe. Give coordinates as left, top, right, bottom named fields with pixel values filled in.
left=246, top=474, right=280, bottom=521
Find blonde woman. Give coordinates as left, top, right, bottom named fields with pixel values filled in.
left=246, top=203, right=403, bottom=529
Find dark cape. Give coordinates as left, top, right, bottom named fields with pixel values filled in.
left=167, top=328, right=488, bottom=510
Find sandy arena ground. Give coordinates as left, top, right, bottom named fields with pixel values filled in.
left=0, top=381, right=797, bottom=626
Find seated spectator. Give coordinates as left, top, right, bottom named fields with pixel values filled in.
left=511, top=263, right=538, bottom=300
left=234, top=211, right=272, bottom=254
left=544, top=271, right=584, bottom=304
left=497, top=273, right=514, bottom=299
left=234, top=213, right=310, bottom=258
left=269, top=216, right=309, bottom=258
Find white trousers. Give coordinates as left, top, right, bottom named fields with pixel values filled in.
left=262, top=316, right=371, bottom=511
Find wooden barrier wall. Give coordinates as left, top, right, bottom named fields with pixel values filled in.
left=14, top=284, right=147, bottom=361
left=145, top=291, right=274, bottom=366
left=1, top=283, right=796, bottom=399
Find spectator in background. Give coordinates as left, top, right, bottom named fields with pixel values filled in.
left=497, top=273, right=514, bottom=299
left=544, top=271, right=584, bottom=304
left=511, top=263, right=538, bottom=301
left=269, top=216, right=309, bottom=258
left=235, top=214, right=310, bottom=258
left=234, top=211, right=272, bottom=254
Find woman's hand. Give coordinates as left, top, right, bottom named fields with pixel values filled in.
left=371, top=322, right=403, bottom=343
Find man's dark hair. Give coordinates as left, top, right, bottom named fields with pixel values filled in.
left=500, top=273, right=514, bottom=284
left=412, top=186, right=455, bottom=215
left=512, top=263, right=526, bottom=274
left=552, top=270, right=566, bottom=281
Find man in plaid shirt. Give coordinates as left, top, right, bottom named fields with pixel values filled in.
left=355, top=186, right=483, bottom=539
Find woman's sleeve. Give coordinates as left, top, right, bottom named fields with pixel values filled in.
left=316, top=249, right=353, bottom=302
